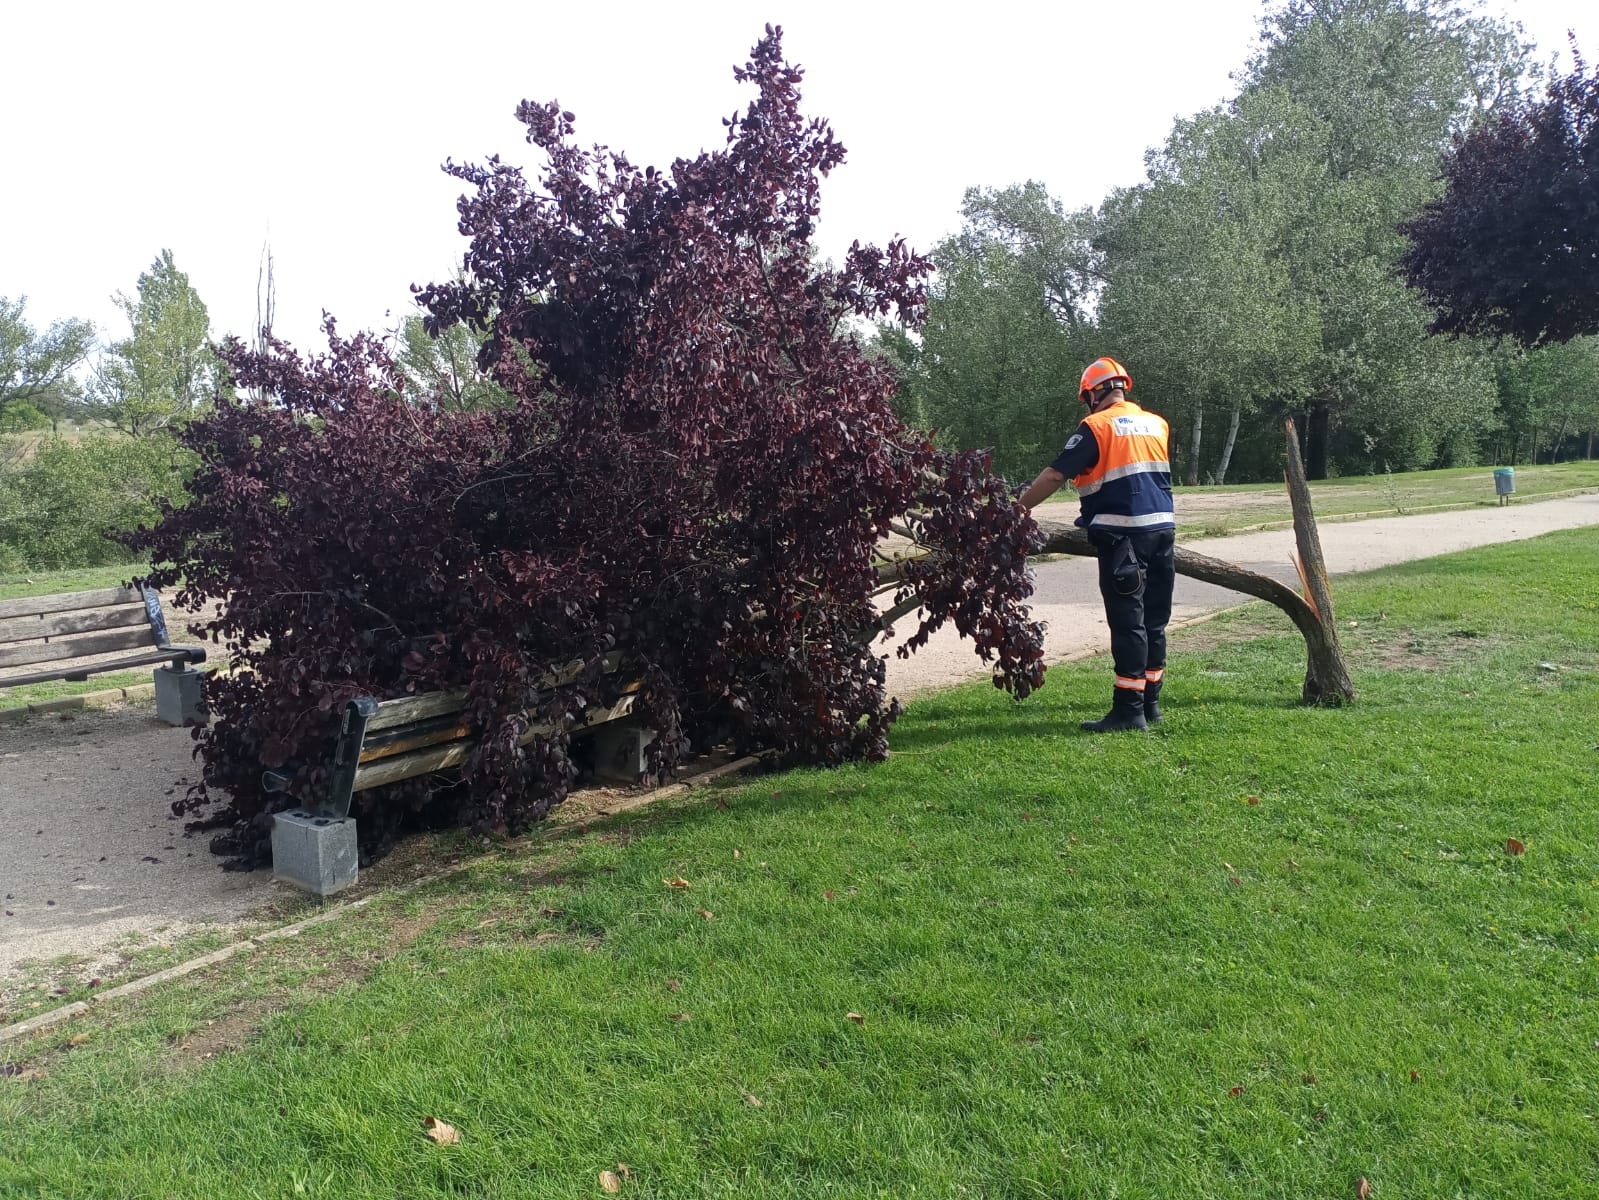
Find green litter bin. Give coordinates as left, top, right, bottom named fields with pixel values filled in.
left=1493, top=467, right=1515, bottom=504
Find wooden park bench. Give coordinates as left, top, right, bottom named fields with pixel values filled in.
left=263, top=654, right=654, bottom=895
left=0, top=584, right=206, bottom=724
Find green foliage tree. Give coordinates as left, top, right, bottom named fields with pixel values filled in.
left=393, top=310, right=514, bottom=411
left=1095, top=0, right=1522, bottom=480
left=89, top=250, right=223, bottom=436
left=1228, top=0, right=1531, bottom=476
left=0, top=433, right=194, bottom=572
left=885, top=184, right=1096, bottom=483
left=0, top=295, right=95, bottom=430
left=1491, top=338, right=1599, bottom=464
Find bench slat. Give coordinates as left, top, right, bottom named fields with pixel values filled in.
left=364, top=651, right=629, bottom=733
left=0, top=625, right=155, bottom=670
left=364, top=689, right=470, bottom=733
left=0, top=604, right=148, bottom=646
left=0, top=649, right=197, bottom=688
left=0, top=587, right=142, bottom=621
left=352, top=695, right=638, bottom=793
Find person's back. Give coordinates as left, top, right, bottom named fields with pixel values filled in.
left=1017, top=357, right=1176, bottom=731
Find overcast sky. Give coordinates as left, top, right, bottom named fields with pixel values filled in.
left=1, top=0, right=1585, bottom=354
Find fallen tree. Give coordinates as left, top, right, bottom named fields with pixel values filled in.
left=879, top=420, right=1356, bottom=706
left=129, top=27, right=1047, bottom=865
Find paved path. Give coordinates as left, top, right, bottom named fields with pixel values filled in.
left=3, top=494, right=1597, bottom=980
left=876, top=493, right=1599, bottom=695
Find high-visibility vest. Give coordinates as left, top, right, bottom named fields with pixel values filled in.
left=1070, top=399, right=1175, bottom=532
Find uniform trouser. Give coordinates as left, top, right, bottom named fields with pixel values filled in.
left=1089, top=528, right=1176, bottom=692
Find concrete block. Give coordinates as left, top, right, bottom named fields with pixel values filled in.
left=271, top=810, right=359, bottom=896
left=154, top=664, right=206, bottom=727
left=590, top=722, right=658, bottom=784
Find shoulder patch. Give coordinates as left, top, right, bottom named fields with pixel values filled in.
left=1062, top=433, right=1084, bottom=452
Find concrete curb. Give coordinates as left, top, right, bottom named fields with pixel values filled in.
left=0, top=755, right=766, bottom=1045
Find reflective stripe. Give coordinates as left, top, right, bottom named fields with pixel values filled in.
left=1144, top=668, right=1165, bottom=682
left=1090, top=510, right=1177, bottom=529
left=1077, top=459, right=1169, bottom=498
left=1114, top=675, right=1146, bottom=691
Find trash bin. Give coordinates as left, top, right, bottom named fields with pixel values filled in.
left=1493, top=467, right=1515, bottom=504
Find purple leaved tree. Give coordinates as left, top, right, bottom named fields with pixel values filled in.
left=129, top=27, right=1046, bottom=864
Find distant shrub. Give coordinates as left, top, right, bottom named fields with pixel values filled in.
left=0, top=432, right=193, bottom=569
left=0, top=402, right=52, bottom=434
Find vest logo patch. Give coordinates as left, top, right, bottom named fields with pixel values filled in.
left=1111, top=416, right=1163, bottom=437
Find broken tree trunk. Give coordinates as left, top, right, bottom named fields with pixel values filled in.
left=1281, top=417, right=1355, bottom=704
left=881, top=419, right=1357, bottom=705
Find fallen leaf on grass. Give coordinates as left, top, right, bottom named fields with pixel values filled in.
left=667, top=979, right=680, bottom=992
left=600, top=1169, right=623, bottom=1193
left=669, top=1012, right=693, bottom=1022
left=733, top=849, right=742, bottom=859
left=65, top=1034, right=89, bottom=1048
left=538, top=906, right=563, bottom=917
left=665, top=877, right=692, bottom=889
left=1244, top=795, right=1261, bottom=806
left=1228, top=877, right=1243, bottom=886
left=823, top=890, right=835, bottom=900
left=1409, top=1070, right=1422, bottom=1082
left=617, top=1163, right=632, bottom=1181
left=421, top=1116, right=460, bottom=1145
left=695, top=908, right=714, bottom=920
left=1357, top=1177, right=1372, bottom=1198
left=1228, top=1085, right=1246, bottom=1096
left=846, top=1012, right=865, bottom=1025
left=1506, top=838, right=1526, bottom=856
left=742, top=1091, right=763, bottom=1107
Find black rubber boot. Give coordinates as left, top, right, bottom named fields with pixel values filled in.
left=1080, top=688, right=1149, bottom=733
left=1144, top=678, right=1164, bottom=724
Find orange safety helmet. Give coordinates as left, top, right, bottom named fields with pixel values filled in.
left=1079, top=356, right=1132, bottom=405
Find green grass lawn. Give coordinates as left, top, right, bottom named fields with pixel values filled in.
left=1037, top=458, right=1599, bottom=538
left=3, top=532, right=1598, bottom=1197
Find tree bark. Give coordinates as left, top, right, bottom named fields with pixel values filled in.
left=1214, top=399, right=1242, bottom=485
left=1186, top=404, right=1204, bottom=487
left=1586, top=429, right=1594, bottom=460
left=1282, top=418, right=1355, bottom=704
left=1304, top=402, right=1331, bottom=480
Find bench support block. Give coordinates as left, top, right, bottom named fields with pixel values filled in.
left=591, top=721, right=658, bottom=784
left=154, top=664, right=205, bottom=727
left=271, top=810, right=359, bottom=896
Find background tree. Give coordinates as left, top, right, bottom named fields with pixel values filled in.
left=886, top=184, right=1096, bottom=482
left=0, top=295, right=94, bottom=431
left=393, top=309, right=515, bottom=411
left=1401, top=46, right=1599, bottom=347
left=89, top=250, right=223, bottom=435
left=1225, top=0, right=1529, bottom=476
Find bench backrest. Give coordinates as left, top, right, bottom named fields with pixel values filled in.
left=264, top=652, right=641, bottom=817
left=0, top=586, right=161, bottom=672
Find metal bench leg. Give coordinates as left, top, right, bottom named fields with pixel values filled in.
left=154, top=664, right=206, bottom=727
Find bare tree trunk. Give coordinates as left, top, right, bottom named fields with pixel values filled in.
left=1282, top=418, right=1355, bottom=705
left=1305, top=402, right=1331, bottom=480
left=1214, top=399, right=1242, bottom=485
left=1186, top=404, right=1204, bottom=488
left=1551, top=415, right=1570, bottom=463
left=1587, top=429, right=1595, bottom=460
left=1530, top=424, right=1542, bottom=465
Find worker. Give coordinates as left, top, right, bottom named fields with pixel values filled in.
left=1018, top=357, right=1175, bottom=732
